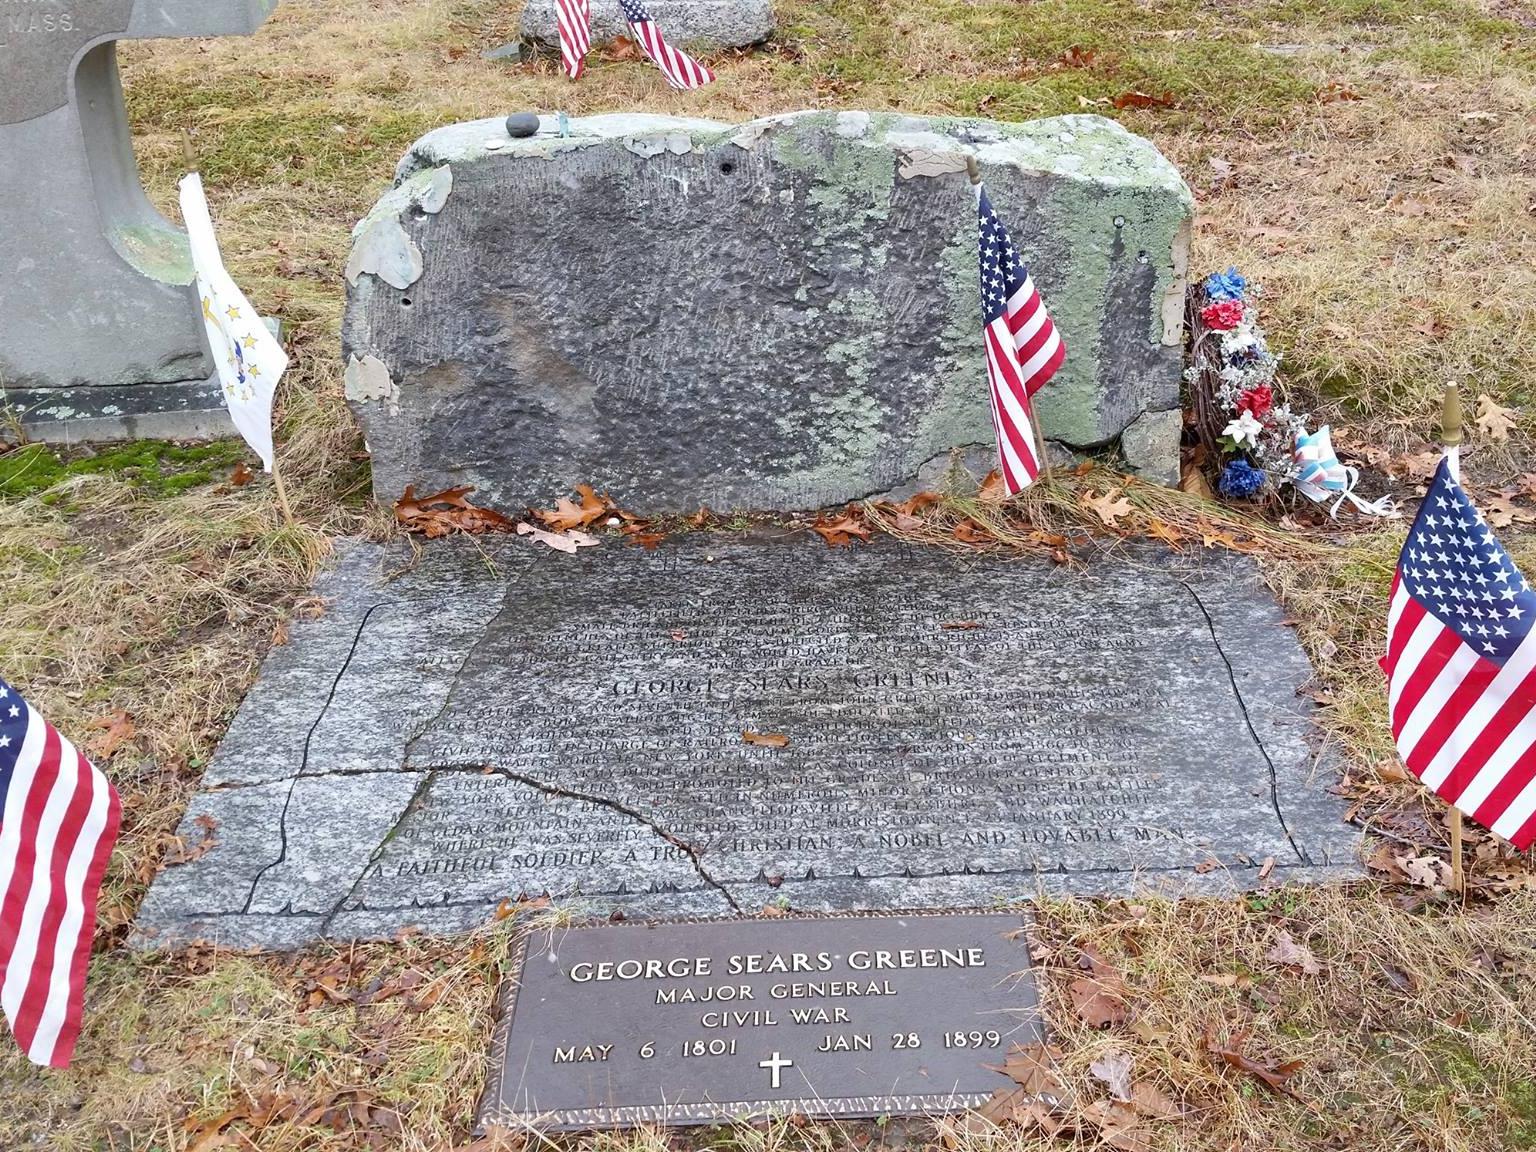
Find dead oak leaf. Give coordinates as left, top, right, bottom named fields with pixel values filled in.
left=1070, top=974, right=1131, bottom=1028
left=978, top=469, right=1010, bottom=504
left=1204, top=1028, right=1305, bottom=1100
left=1485, top=495, right=1518, bottom=529
left=1085, top=488, right=1135, bottom=530
left=1130, top=1079, right=1184, bottom=1120
left=1476, top=394, right=1518, bottom=442
left=1266, top=929, right=1322, bottom=976
left=988, top=1041, right=1067, bottom=1097
left=532, top=483, right=612, bottom=532
left=395, top=486, right=518, bottom=538
left=88, top=710, right=136, bottom=760
left=230, top=461, right=254, bottom=487
left=812, top=510, right=873, bottom=547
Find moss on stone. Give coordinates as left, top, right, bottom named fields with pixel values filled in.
left=0, top=440, right=249, bottom=501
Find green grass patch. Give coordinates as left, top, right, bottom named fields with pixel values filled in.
left=0, top=440, right=251, bottom=501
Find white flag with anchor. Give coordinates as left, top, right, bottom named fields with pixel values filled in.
left=178, top=173, right=287, bottom=471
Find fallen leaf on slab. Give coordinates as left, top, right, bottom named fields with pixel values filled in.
left=812, top=509, right=873, bottom=547
left=743, top=731, right=790, bottom=748
left=1266, top=929, right=1322, bottom=975
left=395, top=485, right=519, bottom=537
left=1476, top=394, right=1518, bottom=441
left=952, top=519, right=994, bottom=546
left=1085, top=488, right=1135, bottom=529
left=1090, top=1049, right=1134, bottom=1101
left=515, top=521, right=600, bottom=554
left=941, top=620, right=983, bottom=631
left=1145, top=519, right=1183, bottom=546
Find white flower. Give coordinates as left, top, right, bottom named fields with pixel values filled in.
left=1224, top=411, right=1265, bottom=447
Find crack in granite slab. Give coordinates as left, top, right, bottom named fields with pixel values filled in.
left=1180, top=580, right=1307, bottom=865
left=437, top=763, right=744, bottom=913
left=240, top=601, right=393, bottom=914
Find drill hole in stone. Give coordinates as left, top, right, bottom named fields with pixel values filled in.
left=719, top=160, right=737, bottom=175
left=401, top=297, right=413, bottom=307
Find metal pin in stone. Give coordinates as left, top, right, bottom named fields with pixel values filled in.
left=965, top=155, right=982, bottom=186
left=181, top=128, right=199, bottom=174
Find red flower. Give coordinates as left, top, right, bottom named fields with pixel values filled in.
left=1201, top=299, right=1245, bottom=331
left=1237, top=385, right=1273, bottom=419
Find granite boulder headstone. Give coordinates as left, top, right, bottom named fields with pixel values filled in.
left=342, top=111, right=1194, bottom=513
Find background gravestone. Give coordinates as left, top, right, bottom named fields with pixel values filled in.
left=0, top=1, right=280, bottom=442
left=519, top=0, right=775, bottom=50
left=343, top=111, right=1194, bottom=513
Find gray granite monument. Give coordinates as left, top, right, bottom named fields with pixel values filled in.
left=343, top=111, right=1193, bottom=513
left=135, top=535, right=1358, bottom=952
left=519, top=0, right=774, bottom=50
left=0, top=1, right=280, bottom=442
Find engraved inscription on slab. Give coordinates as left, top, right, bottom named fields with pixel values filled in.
left=481, top=912, right=1040, bottom=1130
left=133, top=538, right=1360, bottom=950
left=0, top=0, right=134, bottom=125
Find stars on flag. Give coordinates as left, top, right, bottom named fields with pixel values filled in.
left=1381, top=455, right=1536, bottom=850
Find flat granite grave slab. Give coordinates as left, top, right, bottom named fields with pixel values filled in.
left=135, top=536, right=1360, bottom=950
left=480, top=912, right=1039, bottom=1130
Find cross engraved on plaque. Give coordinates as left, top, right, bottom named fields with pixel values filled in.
left=758, top=1052, right=793, bottom=1090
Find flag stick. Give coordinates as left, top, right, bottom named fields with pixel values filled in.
left=183, top=129, right=295, bottom=529
left=966, top=155, right=1053, bottom=490
left=1441, top=381, right=1466, bottom=894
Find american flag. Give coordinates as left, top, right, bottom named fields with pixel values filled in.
left=0, top=678, right=121, bottom=1067
left=1381, top=455, right=1536, bottom=850
left=618, top=0, right=715, bottom=89
left=555, top=0, right=591, bottom=79
left=978, top=184, right=1065, bottom=495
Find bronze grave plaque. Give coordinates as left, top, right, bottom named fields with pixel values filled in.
left=480, top=911, right=1041, bottom=1130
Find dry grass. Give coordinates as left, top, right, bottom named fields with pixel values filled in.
left=4, top=0, right=1536, bottom=1147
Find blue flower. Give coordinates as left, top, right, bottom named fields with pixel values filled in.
left=1204, top=266, right=1248, bottom=303
left=1218, top=459, right=1266, bottom=499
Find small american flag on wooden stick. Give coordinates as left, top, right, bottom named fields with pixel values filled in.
left=555, top=0, right=591, bottom=79
left=1381, top=449, right=1536, bottom=851
left=0, top=678, right=121, bottom=1067
left=975, top=175, right=1065, bottom=494
left=618, top=0, right=715, bottom=89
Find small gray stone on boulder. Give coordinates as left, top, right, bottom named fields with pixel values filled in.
left=519, top=0, right=774, bottom=50
left=343, top=111, right=1194, bottom=514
